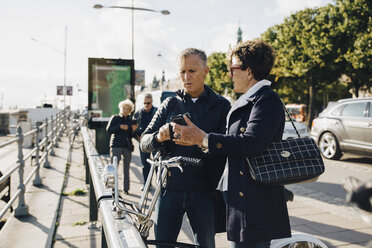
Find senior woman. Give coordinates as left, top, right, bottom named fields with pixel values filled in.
left=171, top=40, right=291, bottom=248
left=106, top=99, right=136, bottom=195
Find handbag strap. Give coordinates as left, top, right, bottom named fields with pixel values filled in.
left=281, top=102, right=301, bottom=138
left=252, top=86, right=301, bottom=138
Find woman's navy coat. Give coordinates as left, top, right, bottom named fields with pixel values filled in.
left=208, top=86, right=291, bottom=242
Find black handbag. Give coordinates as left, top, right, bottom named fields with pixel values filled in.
left=246, top=104, right=325, bottom=185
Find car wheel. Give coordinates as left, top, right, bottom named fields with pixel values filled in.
left=319, top=132, right=342, bottom=160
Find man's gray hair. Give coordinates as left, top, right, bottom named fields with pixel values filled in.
left=178, top=48, right=207, bottom=67
left=144, top=93, right=153, bottom=100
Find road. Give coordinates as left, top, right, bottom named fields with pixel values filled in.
left=309, top=154, right=372, bottom=200
left=285, top=153, right=372, bottom=225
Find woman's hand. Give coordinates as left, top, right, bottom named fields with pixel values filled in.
left=171, top=115, right=205, bottom=146
left=132, top=123, right=138, bottom=132
left=120, top=124, right=129, bottom=130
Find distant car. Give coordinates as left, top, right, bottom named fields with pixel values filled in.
left=310, top=97, right=372, bottom=160
left=282, top=118, right=310, bottom=140
left=286, top=104, right=307, bottom=122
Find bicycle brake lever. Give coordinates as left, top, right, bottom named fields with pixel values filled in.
left=176, top=164, right=183, bottom=173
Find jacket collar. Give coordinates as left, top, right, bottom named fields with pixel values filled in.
left=246, top=85, right=271, bottom=103
left=175, top=85, right=219, bottom=105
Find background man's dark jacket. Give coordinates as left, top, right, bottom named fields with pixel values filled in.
left=133, top=106, right=158, bottom=139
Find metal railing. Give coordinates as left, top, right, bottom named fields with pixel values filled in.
left=81, top=126, right=147, bottom=248
left=0, top=107, right=69, bottom=219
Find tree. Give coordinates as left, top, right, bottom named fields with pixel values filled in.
left=335, top=0, right=372, bottom=96
left=262, top=5, right=351, bottom=127
left=205, top=52, right=235, bottom=97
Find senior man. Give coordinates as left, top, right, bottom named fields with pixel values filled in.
left=140, top=48, right=231, bottom=248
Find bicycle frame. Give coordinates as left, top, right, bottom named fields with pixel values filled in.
left=104, top=153, right=202, bottom=248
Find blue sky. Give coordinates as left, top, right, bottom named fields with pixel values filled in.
left=0, top=0, right=332, bottom=110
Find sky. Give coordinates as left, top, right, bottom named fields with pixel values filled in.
left=0, top=0, right=333, bottom=110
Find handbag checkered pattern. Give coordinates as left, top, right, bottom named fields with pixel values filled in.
left=246, top=102, right=324, bottom=185
left=246, top=137, right=325, bottom=185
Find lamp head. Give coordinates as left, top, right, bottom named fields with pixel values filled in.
left=93, top=4, right=103, bottom=9
left=161, top=10, right=170, bottom=15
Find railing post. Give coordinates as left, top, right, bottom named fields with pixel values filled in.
left=84, top=147, right=89, bottom=184
left=54, top=114, right=59, bottom=147
left=43, top=118, right=51, bottom=168
left=15, top=125, right=29, bottom=217
left=50, top=116, right=55, bottom=156
left=89, top=173, right=98, bottom=228
left=57, top=113, right=62, bottom=142
left=102, top=226, right=108, bottom=248
left=33, top=122, right=42, bottom=186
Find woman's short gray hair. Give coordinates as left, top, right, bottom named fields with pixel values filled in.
left=118, top=99, right=134, bottom=113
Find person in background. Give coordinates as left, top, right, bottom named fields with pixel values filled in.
left=171, top=40, right=291, bottom=248
left=106, top=99, right=136, bottom=195
left=133, top=93, right=158, bottom=190
left=140, top=48, right=231, bottom=248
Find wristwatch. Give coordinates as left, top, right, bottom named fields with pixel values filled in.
left=200, top=134, right=209, bottom=153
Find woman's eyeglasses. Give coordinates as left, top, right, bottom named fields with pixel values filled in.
left=229, top=66, right=242, bottom=77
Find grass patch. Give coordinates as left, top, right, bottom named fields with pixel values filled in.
left=72, top=220, right=88, bottom=226
left=62, top=188, right=87, bottom=196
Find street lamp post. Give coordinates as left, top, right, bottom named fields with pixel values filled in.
left=93, top=3, right=170, bottom=61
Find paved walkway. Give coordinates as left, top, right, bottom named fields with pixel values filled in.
left=0, top=133, right=371, bottom=247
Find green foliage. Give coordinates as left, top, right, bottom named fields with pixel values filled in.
left=63, top=188, right=87, bottom=196
left=335, top=0, right=372, bottom=95
left=205, top=52, right=236, bottom=98
left=72, top=220, right=88, bottom=226
left=261, top=0, right=371, bottom=125
left=205, top=0, right=371, bottom=117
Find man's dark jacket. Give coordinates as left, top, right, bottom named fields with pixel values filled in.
left=133, top=106, right=158, bottom=139
left=208, top=86, right=291, bottom=242
left=140, top=85, right=231, bottom=232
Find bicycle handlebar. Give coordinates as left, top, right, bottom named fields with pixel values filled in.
left=147, top=156, right=203, bottom=168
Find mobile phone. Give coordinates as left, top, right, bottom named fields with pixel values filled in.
left=170, top=113, right=191, bottom=126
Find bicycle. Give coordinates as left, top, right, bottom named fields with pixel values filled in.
left=104, top=151, right=202, bottom=248
left=103, top=151, right=328, bottom=248
left=68, top=118, right=83, bottom=149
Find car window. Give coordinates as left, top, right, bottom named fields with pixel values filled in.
left=341, top=102, right=367, bottom=117
left=369, top=102, right=372, bottom=117
left=331, top=105, right=344, bottom=116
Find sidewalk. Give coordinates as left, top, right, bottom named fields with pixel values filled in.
left=53, top=140, right=372, bottom=247
left=0, top=136, right=371, bottom=247
left=0, top=136, right=70, bottom=248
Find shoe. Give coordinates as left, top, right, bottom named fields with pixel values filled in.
left=124, top=190, right=129, bottom=195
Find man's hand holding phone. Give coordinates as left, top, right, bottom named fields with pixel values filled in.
left=171, top=114, right=205, bottom=147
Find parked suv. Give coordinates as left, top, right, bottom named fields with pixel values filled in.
left=311, top=97, right=372, bottom=160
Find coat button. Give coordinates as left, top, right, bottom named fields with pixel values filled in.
left=240, top=127, right=245, bottom=133
left=239, top=192, right=244, bottom=197
left=239, top=171, right=244, bottom=175
left=216, top=143, right=222, bottom=149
